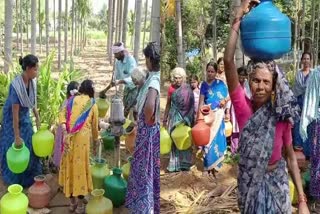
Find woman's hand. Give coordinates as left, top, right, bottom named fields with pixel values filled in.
left=225, top=112, right=231, bottom=121
left=298, top=201, right=310, bottom=214
left=35, top=117, right=41, bottom=130
left=219, top=99, right=227, bottom=108
left=14, top=136, right=23, bottom=148
left=240, top=0, right=260, bottom=16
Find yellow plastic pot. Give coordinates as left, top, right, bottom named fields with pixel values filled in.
left=225, top=121, right=232, bottom=137
left=120, top=119, right=132, bottom=141
left=96, top=98, right=110, bottom=118
left=171, top=123, right=191, bottom=150
left=0, top=184, right=29, bottom=214
left=121, top=156, right=133, bottom=181
left=160, top=127, right=172, bottom=155
left=86, top=189, right=113, bottom=214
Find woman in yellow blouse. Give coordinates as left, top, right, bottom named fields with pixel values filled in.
left=58, top=80, right=99, bottom=214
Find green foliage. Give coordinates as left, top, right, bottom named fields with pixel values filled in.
left=37, top=51, right=82, bottom=126
left=223, top=148, right=240, bottom=165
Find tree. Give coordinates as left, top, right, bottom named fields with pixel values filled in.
left=4, top=0, right=13, bottom=73
left=64, top=0, right=68, bottom=62
left=31, top=0, right=37, bottom=55
left=134, top=0, right=142, bottom=61
left=142, top=0, right=149, bottom=48
left=150, top=0, right=160, bottom=45
left=122, top=0, right=129, bottom=45
left=58, top=0, right=61, bottom=70
left=175, top=0, right=184, bottom=68
left=107, top=0, right=114, bottom=63
left=45, top=0, right=49, bottom=56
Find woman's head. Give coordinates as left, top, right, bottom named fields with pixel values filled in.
left=237, top=66, right=248, bottom=85
left=248, top=62, right=277, bottom=108
left=300, top=52, right=312, bottom=69
left=131, top=67, right=146, bottom=88
left=171, top=67, right=186, bottom=87
left=206, top=61, right=218, bottom=82
left=217, top=57, right=224, bottom=74
left=66, top=81, right=79, bottom=98
left=79, top=80, right=95, bottom=98
left=189, top=74, right=199, bottom=90
left=143, top=42, right=160, bottom=71
left=19, top=54, right=39, bottom=79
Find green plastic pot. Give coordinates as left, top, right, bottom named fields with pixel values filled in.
left=91, top=158, right=110, bottom=189
left=101, top=130, right=115, bottom=151
left=32, top=123, right=54, bottom=157
left=0, top=184, right=29, bottom=214
left=103, top=168, right=127, bottom=208
left=6, top=142, right=30, bottom=174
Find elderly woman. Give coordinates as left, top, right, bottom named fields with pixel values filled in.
left=197, top=61, right=229, bottom=176
left=0, top=54, right=42, bottom=187
left=223, top=0, right=309, bottom=213
left=163, top=67, right=194, bottom=172
left=126, top=42, right=160, bottom=213
left=292, top=52, right=314, bottom=158
left=300, top=66, right=320, bottom=211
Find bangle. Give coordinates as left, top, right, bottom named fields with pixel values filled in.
left=298, top=194, right=307, bottom=204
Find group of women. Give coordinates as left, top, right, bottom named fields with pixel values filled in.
left=0, top=42, right=161, bottom=213
left=162, top=0, right=318, bottom=213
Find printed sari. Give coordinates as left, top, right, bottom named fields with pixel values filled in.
left=200, top=79, right=228, bottom=171
left=167, top=83, right=195, bottom=172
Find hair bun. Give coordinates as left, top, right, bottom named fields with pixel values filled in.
left=19, top=56, right=23, bottom=66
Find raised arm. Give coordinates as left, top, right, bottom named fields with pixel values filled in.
left=224, top=0, right=260, bottom=93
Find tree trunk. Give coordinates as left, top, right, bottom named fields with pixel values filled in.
left=122, top=0, right=129, bottom=45
left=64, top=0, right=68, bottom=62
left=58, top=0, right=61, bottom=70
left=26, top=5, right=29, bottom=48
left=74, top=5, right=77, bottom=55
left=230, top=0, right=244, bottom=67
left=133, top=0, right=142, bottom=61
left=293, top=0, right=299, bottom=72
left=175, top=0, right=184, bottom=68
left=142, top=0, right=148, bottom=48
left=311, top=0, right=316, bottom=66
left=301, top=0, right=305, bottom=51
left=16, top=0, right=19, bottom=53
left=39, top=0, right=42, bottom=54
left=315, top=3, right=320, bottom=66
left=45, top=0, right=49, bottom=56
left=118, top=0, right=123, bottom=42
left=211, top=0, right=217, bottom=60
left=114, top=0, right=118, bottom=43
left=20, top=0, right=23, bottom=55
left=150, top=0, right=160, bottom=45
left=71, top=0, right=74, bottom=57
left=31, top=0, right=36, bottom=55
left=112, top=0, right=116, bottom=44
left=4, top=0, right=13, bottom=73
left=108, top=0, right=114, bottom=63
left=53, top=0, right=56, bottom=48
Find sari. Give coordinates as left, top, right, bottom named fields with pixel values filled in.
left=125, top=71, right=160, bottom=213
left=292, top=69, right=313, bottom=157
left=300, top=67, right=320, bottom=200
left=200, top=79, right=228, bottom=171
left=167, top=83, right=194, bottom=172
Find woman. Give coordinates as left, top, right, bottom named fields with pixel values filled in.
left=190, top=74, right=200, bottom=116
left=292, top=52, right=313, bottom=158
left=125, top=42, right=160, bottom=213
left=197, top=62, right=228, bottom=176
left=300, top=66, right=320, bottom=211
left=224, top=0, right=309, bottom=213
left=163, top=67, right=194, bottom=172
left=0, top=54, right=42, bottom=187
left=216, top=57, right=226, bottom=84
left=230, top=66, right=251, bottom=154
left=59, top=80, right=99, bottom=214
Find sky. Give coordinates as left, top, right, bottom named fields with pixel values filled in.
left=49, top=0, right=136, bottom=15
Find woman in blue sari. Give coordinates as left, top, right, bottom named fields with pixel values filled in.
left=198, top=61, right=228, bottom=176
left=0, top=54, right=42, bottom=187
